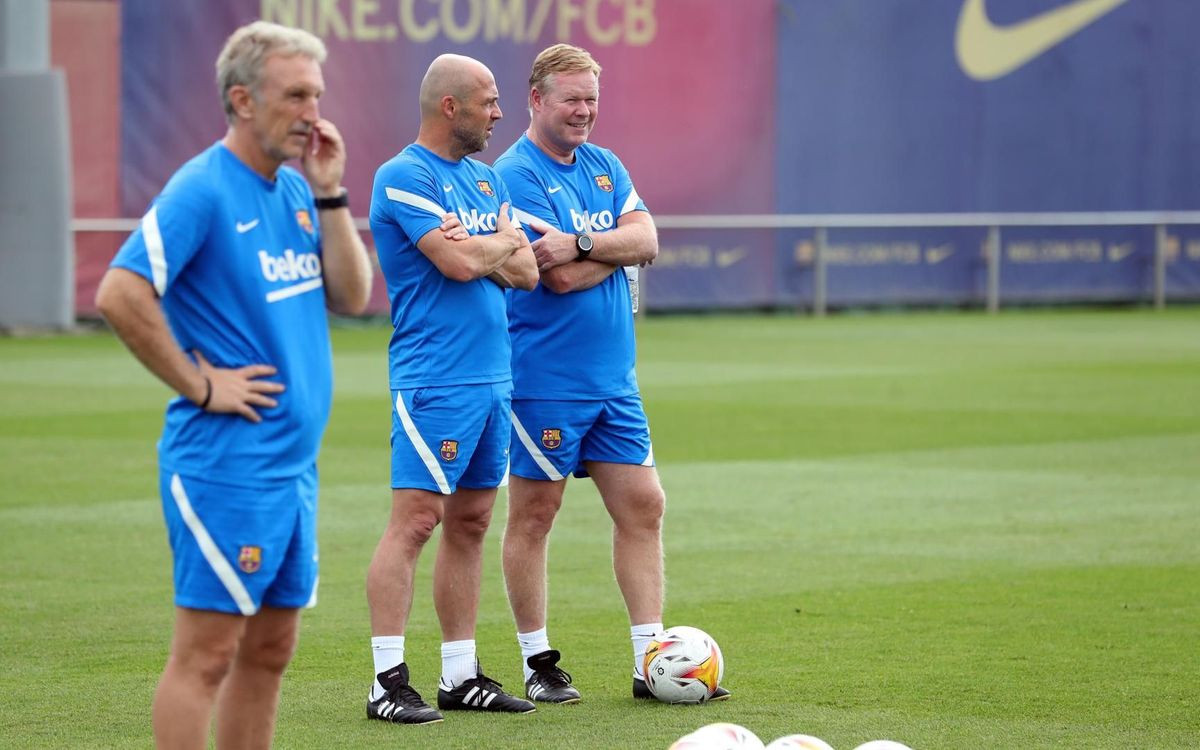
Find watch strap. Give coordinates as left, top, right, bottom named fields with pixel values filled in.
left=314, top=190, right=349, bottom=210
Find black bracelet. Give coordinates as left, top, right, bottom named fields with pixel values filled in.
left=314, top=190, right=349, bottom=210
left=198, top=376, right=212, bottom=410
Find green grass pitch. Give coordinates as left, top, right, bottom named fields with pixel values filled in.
left=1, top=308, right=1198, bottom=749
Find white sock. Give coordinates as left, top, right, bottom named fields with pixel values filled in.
left=518, top=627, right=551, bottom=681
left=370, top=635, right=406, bottom=700
left=440, top=639, right=478, bottom=689
left=631, top=622, right=663, bottom=680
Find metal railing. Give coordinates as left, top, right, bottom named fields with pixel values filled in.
left=74, top=211, right=1200, bottom=315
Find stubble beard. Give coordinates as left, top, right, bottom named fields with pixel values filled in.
left=451, top=123, right=489, bottom=159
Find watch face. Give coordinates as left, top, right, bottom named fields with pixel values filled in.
left=577, top=234, right=594, bottom=252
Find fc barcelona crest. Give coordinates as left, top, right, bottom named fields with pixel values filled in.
left=440, top=440, right=459, bottom=461
left=238, top=545, right=262, bottom=574
left=476, top=180, right=495, bottom=197
left=541, top=428, right=562, bottom=450
left=594, top=174, right=614, bottom=192
left=295, top=209, right=314, bottom=234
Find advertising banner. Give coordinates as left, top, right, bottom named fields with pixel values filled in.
left=108, top=0, right=1200, bottom=311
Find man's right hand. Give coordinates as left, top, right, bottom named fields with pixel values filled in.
left=194, top=350, right=285, bottom=424
left=440, top=212, right=469, bottom=241
left=494, top=202, right=525, bottom=253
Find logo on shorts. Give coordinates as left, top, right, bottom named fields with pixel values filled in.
left=594, top=174, right=614, bottom=192
left=541, top=428, right=562, bottom=450
left=295, top=209, right=314, bottom=234
left=440, top=440, right=459, bottom=461
left=238, top=545, right=262, bottom=574
left=476, top=180, right=495, bottom=197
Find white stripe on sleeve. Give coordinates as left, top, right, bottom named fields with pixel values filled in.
left=394, top=392, right=451, bottom=495
left=619, top=189, right=642, bottom=216
left=510, top=411, right=565, bottom=481
left=513, top=208, right=541, bottom=228
left=142, top=206, right=168, bottom=296
left=385, top=187, right=446, bottom=217
left=169, top=473, right=257, bottom=616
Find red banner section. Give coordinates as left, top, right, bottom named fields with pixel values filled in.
left=120, top=0, right=777, bottom=217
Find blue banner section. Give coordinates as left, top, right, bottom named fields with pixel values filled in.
left=643, top=230, right=779, bottom=311
left=998, top=225, right=1154, bottom=303
left=802, top=228, right=989, bottom=307
left=1164, top=229, right=1200, bottom=301
left=774, top=0, right=1200, bottom=214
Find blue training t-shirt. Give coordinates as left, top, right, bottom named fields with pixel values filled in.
left=110, top=142, right=333, bottom=487
left=370, top=143, right=515, bottom=389
left=493, top=135, right=644, bottom=400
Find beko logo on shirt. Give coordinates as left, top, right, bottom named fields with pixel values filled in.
left=570, top=208, right=615, bottom=233
left=457, top=207, right=498, bottom=233
left=258, top=249, right=322, bottom=282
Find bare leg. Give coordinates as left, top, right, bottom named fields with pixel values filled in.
left=501, top=476, right=568, bottom=633
left=367, top=488, right=444, bottom=636
left=434, top=487, right=497, bottom=641
left=587, top=462, right=666, bottom=625
left=214, top=606, right=301, bottom=750
left=153, top=607, right=244, bottom=750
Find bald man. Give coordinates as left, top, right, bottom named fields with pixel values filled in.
left=363, top=54, right=539, bottom=725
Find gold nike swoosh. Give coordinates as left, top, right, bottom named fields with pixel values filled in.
left=956, top=0, right=1128, bottom=81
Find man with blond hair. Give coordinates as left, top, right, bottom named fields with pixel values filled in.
left=493, top=43, right=731, bottom=703
left=364, top=53, right=539, bottom=725
left=95, top=20, right=372, bottom=748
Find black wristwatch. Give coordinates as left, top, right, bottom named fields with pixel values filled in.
left=574, top=233, right=593, bottom=261
left=314, top=189, right=349, bottom=211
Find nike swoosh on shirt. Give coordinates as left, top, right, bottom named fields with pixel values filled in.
left=548, top=185, right=563, bottom=194
left=235, top=219, right=260, bottom=233
left=955, top=0, right=1128, bottom=81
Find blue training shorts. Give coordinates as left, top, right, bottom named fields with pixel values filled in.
left=391, top=382, right=513, bottom=494
left=160, top=466, right=318, bottom=616
left=509, top=394, right=654, bottom=481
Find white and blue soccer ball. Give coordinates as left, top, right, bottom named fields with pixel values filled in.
left=643, top=625, right=725, bottom=704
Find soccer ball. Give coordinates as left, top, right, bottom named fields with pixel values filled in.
left=670, top=722, right=764, bottom=749
left=853, top=742, right=914, bottom=750
left=765, top=735, right=836, bottom=750
left=643, top=625, right=724, bottom=704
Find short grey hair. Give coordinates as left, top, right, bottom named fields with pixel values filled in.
left=215, top=21, right=326, bottom=123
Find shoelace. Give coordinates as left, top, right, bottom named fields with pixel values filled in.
left=466, top=673, right=505, bottom=692
left=535, top=666, right=573, bottom=689
left=385, top=682, right=428, bottom=707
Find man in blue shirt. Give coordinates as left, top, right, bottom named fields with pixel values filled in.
left=493, top=44, right=730, bottom=703
left=94, top=22, right=372, bottom=749
left=365, top=54, right=539, bottom=725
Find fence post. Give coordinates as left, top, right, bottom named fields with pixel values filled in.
left=1154, top=224, right=1167, bottom=310
left=986, top=225, right=1001, bottom=314
left=814, top=226, right=827, bottom=317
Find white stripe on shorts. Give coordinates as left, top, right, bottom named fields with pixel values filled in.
left=394, top=391, right=452, bottom=495
left=642, top=443, right=655, bottom=466
left=169, top=473, right=256, bottom=616
left=305, top=575, right=319, bottom=609
left=510, top=411, right=565, bottom=481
